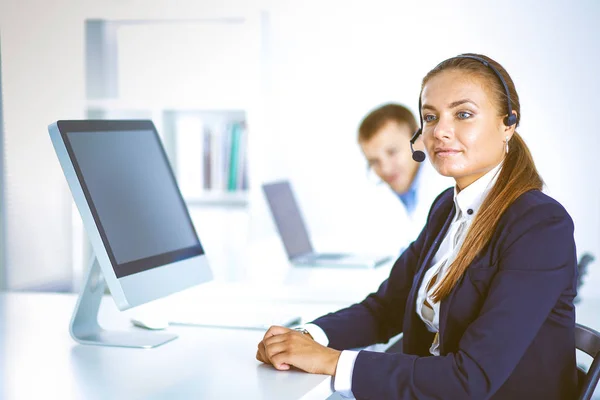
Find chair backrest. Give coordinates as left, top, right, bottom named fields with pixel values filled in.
left=577, top=253, right=595, bottom=290
left=575, top=323, right=600, bottom=400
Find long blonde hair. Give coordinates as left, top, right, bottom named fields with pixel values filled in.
left=425, top=54, right=544, bottom=303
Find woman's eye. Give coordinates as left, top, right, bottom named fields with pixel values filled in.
left=457, top=111, right=472, bottom=119
left=423, top=114, right=437, bottom=122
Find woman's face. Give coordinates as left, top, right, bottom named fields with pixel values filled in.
left=420, top=69, right=515, bottom=190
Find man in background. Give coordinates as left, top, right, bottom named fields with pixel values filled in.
left=357, top=103, right=452, bottom=252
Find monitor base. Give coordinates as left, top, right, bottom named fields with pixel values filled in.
left=69, top=255, right=178, bottom=348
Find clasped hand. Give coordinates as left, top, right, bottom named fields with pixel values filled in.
left=256, top=325, right=341, bottom=376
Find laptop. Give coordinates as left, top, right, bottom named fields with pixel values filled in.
left=262, top=180, right=392, bottom=268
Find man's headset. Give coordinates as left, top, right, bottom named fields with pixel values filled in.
left=410, top=55, right=518, bottom=163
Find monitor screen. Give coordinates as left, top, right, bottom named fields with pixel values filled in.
left=61, top=122, right=204, bottom=278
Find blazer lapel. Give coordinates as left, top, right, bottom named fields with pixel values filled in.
left=413, top=205, right=456, bottom=295
left=438, top=258, right=466, bottom=354
left=403, top=203, right=456, bottom=353
left=439, top=213, right=473, bottom=354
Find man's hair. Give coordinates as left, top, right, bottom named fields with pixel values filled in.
left=358, top=103, right=418, bottom=142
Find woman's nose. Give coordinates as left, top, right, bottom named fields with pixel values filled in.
left=432, top=116, right=454, bottom=140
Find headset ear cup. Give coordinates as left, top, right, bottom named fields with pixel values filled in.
left=504, top=113, right=517, bottom=126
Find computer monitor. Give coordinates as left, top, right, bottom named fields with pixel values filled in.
left=49, top=120, right=212, bottom=348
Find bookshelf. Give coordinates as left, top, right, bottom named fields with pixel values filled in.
left=84, top=15, right=263, bottom=209
left=86, top=105, right=249, bottom=207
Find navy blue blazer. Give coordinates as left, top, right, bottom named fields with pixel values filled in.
left=312, top=188, right=578, bottom=400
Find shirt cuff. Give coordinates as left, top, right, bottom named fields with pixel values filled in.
left=332, top=350, right=359, bottom=398
left=303, top=323, right=329, bottom=346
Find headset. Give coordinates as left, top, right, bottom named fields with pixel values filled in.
left=410, top=55, right=517, bottom=162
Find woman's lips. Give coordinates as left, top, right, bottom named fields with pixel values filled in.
left=435, top=148, right=461, bottom=158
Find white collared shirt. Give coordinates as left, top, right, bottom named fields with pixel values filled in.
left=303, top=162, right=503, bottom=398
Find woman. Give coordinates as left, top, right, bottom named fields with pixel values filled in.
left=256, top=54, right=578, bottom=400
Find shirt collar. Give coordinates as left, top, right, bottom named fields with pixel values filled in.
left=453, top=162, right=503, bottom=219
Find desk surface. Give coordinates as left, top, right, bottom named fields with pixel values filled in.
left=2, top=289, right=599, bottom=400
left=0, top=291, right=344, bottom=400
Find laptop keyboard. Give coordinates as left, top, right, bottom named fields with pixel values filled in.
left=313, top=253, right=347, bottom=260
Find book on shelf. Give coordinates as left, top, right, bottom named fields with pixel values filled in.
left=235, top=122, right=249, bottom=191
left=228, top=122, right=242, bottom=190
left=174, top=112, right=248, bottom=200
left=202, top=125, right=212, bottom=190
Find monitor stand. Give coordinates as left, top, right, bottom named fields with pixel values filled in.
left=69, top=255, right=178, bottom=348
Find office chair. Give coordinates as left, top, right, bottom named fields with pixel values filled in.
left=578, top=253, right=595, bottom=289
left=575, top=253, right=594, bottom=304
left=576, top=323, right=600, bottom=400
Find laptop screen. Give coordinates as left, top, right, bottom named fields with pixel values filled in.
left=262, top=181, right=314, bottom=259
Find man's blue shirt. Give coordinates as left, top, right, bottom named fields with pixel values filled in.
left=396, top=165, right=422, bottom=216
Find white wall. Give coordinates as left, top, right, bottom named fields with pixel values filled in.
left=0, top=0, right=85, bottom=289
left=1, top=0, right=599, bottom=297
left=0, top=33, right=6, bottom=289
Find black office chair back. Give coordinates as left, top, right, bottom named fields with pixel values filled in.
left=575, top=323, right=600, bottom=400
left=575, top=253, right=594, bottom=304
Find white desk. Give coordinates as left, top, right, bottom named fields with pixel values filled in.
left=0, top=291, right=344, bottom=400
left=2, top=291, right=598, bottom=400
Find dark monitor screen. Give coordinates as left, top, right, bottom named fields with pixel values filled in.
left=59, top=120, right=203, bottom=278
